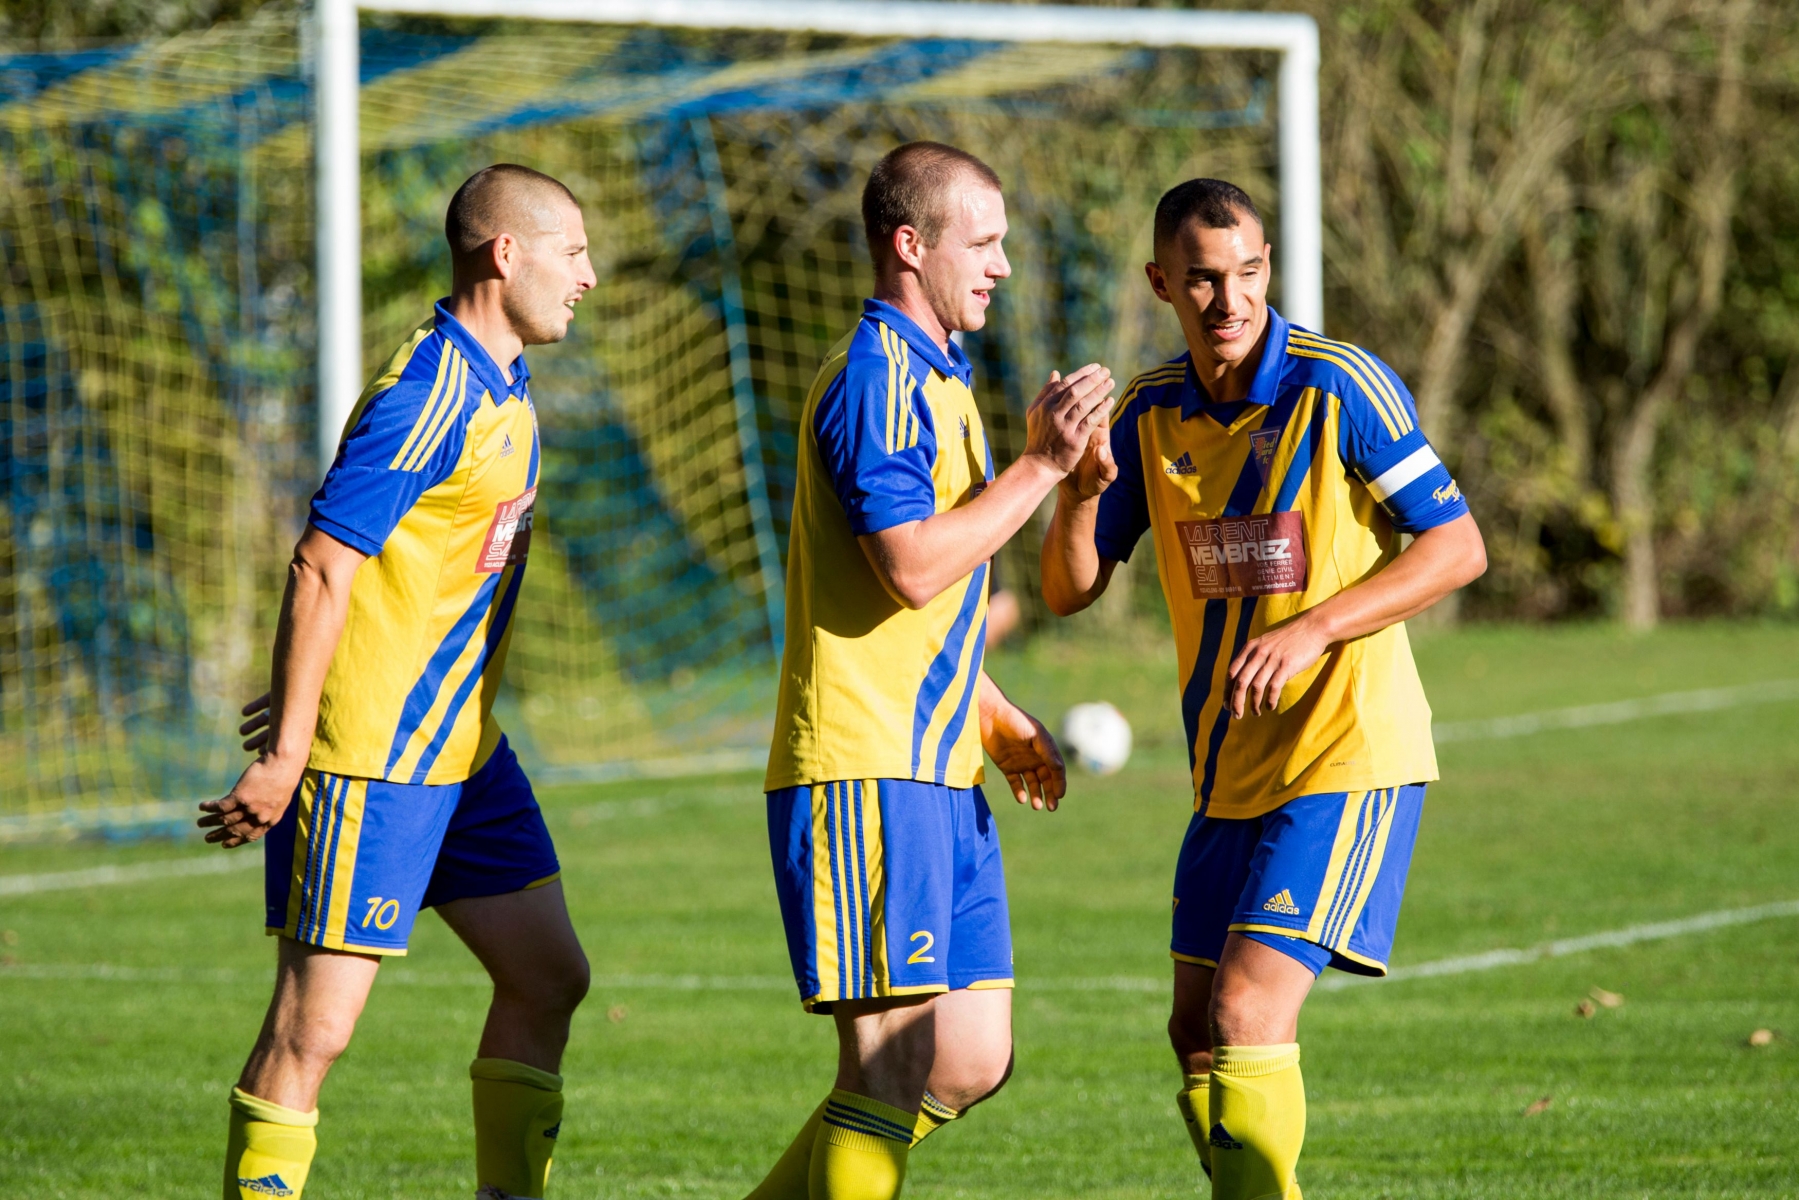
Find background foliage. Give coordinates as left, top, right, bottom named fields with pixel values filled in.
left=4, top=0, right=1795, bottom=634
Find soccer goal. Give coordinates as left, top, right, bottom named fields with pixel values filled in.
left=0, top=1, right=1316, bottom=834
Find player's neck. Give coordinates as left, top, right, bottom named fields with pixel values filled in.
left=442, top=287, right=522, bottom=385
left=1185, top=315, right=1269, bottom=406
left=871, top=273, right=953, bottom=354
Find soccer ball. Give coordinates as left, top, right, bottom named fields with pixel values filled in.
left=1061, top=702, right=1133, bottom=776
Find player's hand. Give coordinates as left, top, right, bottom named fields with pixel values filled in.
left=1059, top=421, right=1117, bottom=503
left=980, top=693, right=1067, bottom=812
left=239, top=692, right=272, bottom=753
left=1024, top=364, right=1114, bottom=475
left=1226, top=613, right=1333, bottom=718
left=198, top=756, right=300, bottom=848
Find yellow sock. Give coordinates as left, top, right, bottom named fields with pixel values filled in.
left=910, top=1091, right=960, bottom=1147
left=1209, top=1044, right=1305, bottom=1200
left=1175, top=1072, right=1213, bottom=1178
left=223, top=1087, right=317, bottom=1200
left=809, top=1089, right=913, bottom=1200
left=471, top=1057, right=564, bottom=1199
left=743, top=1102, right=824, bottom=1200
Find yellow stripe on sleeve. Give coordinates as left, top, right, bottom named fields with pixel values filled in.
left=1287, top=333, right=1409, bottom=438
left=1112, top=364, right=1187, bottom=425
left=404, top=351, right=470, bottom=473
left=387, top=343, right=457, bottom=470
left=882, top=327, right=899, bottom=454
left=1321, top=336, right=1414, bottom=434
left=1284, top=340, right=1401, bottom=441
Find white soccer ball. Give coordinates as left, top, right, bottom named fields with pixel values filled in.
left=1061, top=701, right=1133, bottom=776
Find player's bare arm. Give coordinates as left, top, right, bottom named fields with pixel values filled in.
left=1227, top=512, right=1486, bottom=718
left=1040, top=424, right=1121, bottom=615
left=977, top=671, right=1067, bottom=812
left=197, top=525, right=366, bottom=848
left=861, top=363, right=1113, bottom=608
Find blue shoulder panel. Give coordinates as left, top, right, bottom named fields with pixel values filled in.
left=813, top=318, right=939, bottom=536
left=309, top=331, right=476, bottom=555
left=1283, top=330, right=1468, bottom=533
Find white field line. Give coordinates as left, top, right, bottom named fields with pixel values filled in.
left=1432, top=678, right=1799, bottom=744
left=0, top=853, right=259, bottom=897
left=5, top=899, right=1795, bottom=994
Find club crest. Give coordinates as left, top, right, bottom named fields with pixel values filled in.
left=1248, top=426, right=1283, bottom=483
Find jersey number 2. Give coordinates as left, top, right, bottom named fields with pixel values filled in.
left=907, top=931, right=936, bottom=964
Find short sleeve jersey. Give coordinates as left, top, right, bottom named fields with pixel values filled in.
left=306, top=302, right=539, bottom=785
left=1096, top=308, right=1468, bottom=819
left=765, top=299, right=994, bottom=791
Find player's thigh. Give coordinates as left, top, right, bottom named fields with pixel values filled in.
left=942, top=785, right=1015, bottom=995
left=437, top=879, right=588, bottom=1003
left=262, top=937, right=383, bottom=1055
left=1209, top=933, right=1315, bottom=1046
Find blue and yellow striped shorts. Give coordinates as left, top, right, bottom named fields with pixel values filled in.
left=263, top=735, right=559, bottom=955
left=1172, top=785, right=1426, bottom=976
left=767, top=779, right=1014, bottom=1012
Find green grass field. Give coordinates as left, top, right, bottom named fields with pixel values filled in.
left=3, top=621, right=1797, bottom=1197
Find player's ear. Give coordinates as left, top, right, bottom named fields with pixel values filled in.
left=892, top=224, right=927, bottom=272
left=1145, top=260, right=1173, bottom=304
left=491, top=232, right=519, bottom=280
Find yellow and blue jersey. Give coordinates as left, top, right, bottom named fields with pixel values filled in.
left=1096, top=308, right=1468, bottom=819
left=765, top=299, right=995, bottom=791
left=306, top=302, right=539, bottom=785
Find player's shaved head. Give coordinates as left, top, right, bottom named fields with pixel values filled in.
left=445, top=163, right=579, bottom=263
left=1153, top=178, right=1262, bottom=260
left=862, top=141, right=1003, bottom=263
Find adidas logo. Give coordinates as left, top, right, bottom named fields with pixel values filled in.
left=958, top=415, right=971, bottom=438
left=543, top=1120, right=561, bottom=1139
left=499, top=433, right=516, bottom=458
left=1262, top=888, right=1301, bottom=915
left=1209, top=1123, right=1244, bottom=1150
left=1165, top=451, right=1197, bottom=475
left=237, top=1176, right=295, bottom=1197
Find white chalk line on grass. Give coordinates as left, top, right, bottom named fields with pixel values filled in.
left=6, top=898, right=1795, bottom=995
left=1431, top=677, right=1799, bottom=743
left=0, top=853, right=259, bottom=896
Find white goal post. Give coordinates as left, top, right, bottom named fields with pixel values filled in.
left=312, top=0, right=1322, bottom=473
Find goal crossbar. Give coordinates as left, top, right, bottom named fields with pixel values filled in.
left=313, top=0, right=1322, bottom=471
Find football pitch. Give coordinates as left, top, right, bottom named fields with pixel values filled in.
left=3, top=621, right=1796, bottom=1198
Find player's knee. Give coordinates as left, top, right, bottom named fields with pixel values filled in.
left=1168, top=1005, right=1209, bottom=1059
left=530, top=947, right=590, bottom=1018
left=934, top=1043, right=1013, bottom=1111
left=275, top=1010, right=357, bottom=1072
left=1209, top=981, right=1276, bottom=1047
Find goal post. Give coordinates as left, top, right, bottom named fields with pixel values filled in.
left=313, top=0, right=1323, bottom=474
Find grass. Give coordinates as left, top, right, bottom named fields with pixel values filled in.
left=3, top=620, right=1797, bottom=1197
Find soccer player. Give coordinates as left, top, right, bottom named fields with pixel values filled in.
left=1040, top=179, right=1487, bottom=1199
left=198, top=164, right=597, bottom=1200
left=744, top=142, right=1114, bottom=1200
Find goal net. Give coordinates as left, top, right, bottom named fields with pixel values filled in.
left=0, top=9, right=1292, bottom=835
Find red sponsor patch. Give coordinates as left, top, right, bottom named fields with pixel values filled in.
left=476, top=487, right=535, bottom=573
left=1174, top=511, right=1307, bottom=599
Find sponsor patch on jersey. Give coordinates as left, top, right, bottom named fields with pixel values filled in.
left=1433, top=480, right=1462, bottom=505
left=1173, top=512, right=1307, bottom=600
left=1248, top=426, right=1283, bottom=483
left=476, top=486, right=536, bottom=573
